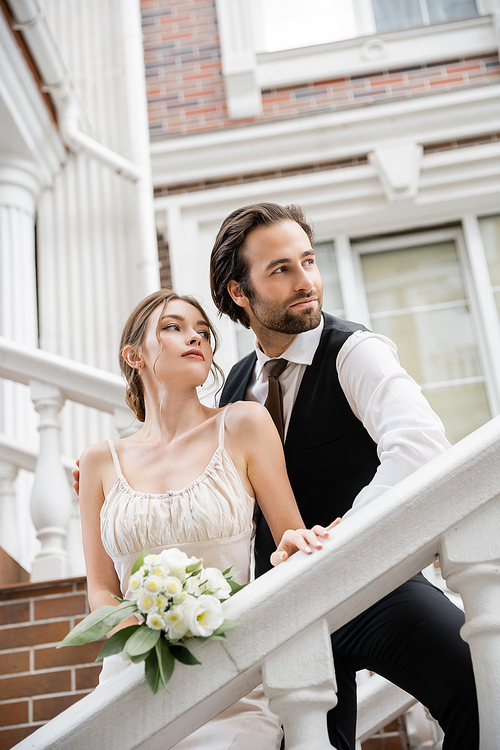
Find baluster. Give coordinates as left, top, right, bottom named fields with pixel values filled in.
left=0, top=460, right=21, bottom=561
left=114, top=405, right=138, bottom=438
left=30, top=380, right=72, bottom=581
left=262, top=617, right=337, bottom=750
left=66, top=492, right=86, bottom=577
left=406, top=703, right=443, bottom=749
left=440, top=500, right=500, bottom=750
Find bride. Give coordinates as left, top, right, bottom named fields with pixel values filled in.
left=78, top=289, right=336, bottom=749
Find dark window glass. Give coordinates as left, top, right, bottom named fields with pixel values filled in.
left=373, top=0, right=478, bottom=33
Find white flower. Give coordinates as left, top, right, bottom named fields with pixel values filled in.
left=144, top=554, right=161, bottom=568
left=128, top=571, right=144, bottom=595
left=184, top=576, right=202, bottom=597
left=136, top=590, right=157, bottom=614
left=160, top=548, right=189, bottom=573
left=146, top=612, right=166, bottom=630
left=163, top=576, right=184, bottom=597
left=154, top=594, right=168, bottom=611
left=164, top=604, right=189, bottom=640
left=143, top=575, right=163, bottom=594
left=200, top=568, right=232, bottom=600
left=150, top=563, right=167, bottom=577
left=173, top=590, right=188, bottom=605
left=182, top=594, right=224, bottom=637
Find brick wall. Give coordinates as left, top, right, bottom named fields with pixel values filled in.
left=0, top=578, right=101, bottom=750
left=141, top=0, right=500, bottom=139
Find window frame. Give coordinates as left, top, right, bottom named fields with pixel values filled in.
left=349, top=224, right=500, bottom=415
left=216, top=0, right=496, bottom=119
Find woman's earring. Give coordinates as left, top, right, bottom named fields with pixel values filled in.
left=137, top=362, right=143, bottom=377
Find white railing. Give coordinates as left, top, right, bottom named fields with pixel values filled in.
left=0, top=335, right=439, bottom=744
left=0, top=335, right=131, bottom=580
left=11, top=413, right=500, bottom=750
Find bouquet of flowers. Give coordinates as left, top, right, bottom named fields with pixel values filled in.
left=58, top=548, right=244, bottom=694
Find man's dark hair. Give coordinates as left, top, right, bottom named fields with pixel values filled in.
left=210, top=202, right=314, bottom=327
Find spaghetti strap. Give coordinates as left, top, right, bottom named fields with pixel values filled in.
left=107, top=440, right=123, bottom=478
left=218, top=404, right=232, bottom=449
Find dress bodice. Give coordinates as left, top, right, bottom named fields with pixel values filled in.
left=100, top=406, right=255, bottom=597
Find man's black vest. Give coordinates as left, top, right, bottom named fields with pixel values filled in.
left=220, top=313, right=381, bottom=577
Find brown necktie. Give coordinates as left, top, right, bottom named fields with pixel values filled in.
left=264, top=359, right=288, bottom=443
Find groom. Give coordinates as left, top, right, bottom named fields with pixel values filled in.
left=210, top=202, right=479, bottom=749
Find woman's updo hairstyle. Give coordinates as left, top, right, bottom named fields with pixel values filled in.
left=119, top=289, right=223, bottom=422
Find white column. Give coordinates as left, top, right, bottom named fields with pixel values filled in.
left=0, top=460, right=21, bottom=561
left=30, top=379, right=72, bottom=581
left=440, top=500, right=500, bottom=750
left=262, top=618, right=337, bottom=750
left=121, top=0, right=160, bottom=299
left=0, top=157, right=41, bottom=569
left=0, top=158, right=39, bottom=431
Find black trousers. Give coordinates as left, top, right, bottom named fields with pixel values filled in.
left=327, top=573, right=479, bottom=750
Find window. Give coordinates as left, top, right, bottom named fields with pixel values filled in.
left=232, top=225, right=496, bottom=443
left=478, top=214, right=500, bottom=322
left=255, top=0, right=479, bottom=52
left=256, top=0, right=357, bottom=51
left=373, top=0, right=479, bottom=33
left=315, top=241, right=344, bottom=318
left=355, top=234, right=491, bottom=444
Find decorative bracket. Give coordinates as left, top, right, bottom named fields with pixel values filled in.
left=369, top=141, right=423, bottom=202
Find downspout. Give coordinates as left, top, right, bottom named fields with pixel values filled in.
left=59, top=102, right=141, bottom=183
left=6, top=0, right=159, bottom=293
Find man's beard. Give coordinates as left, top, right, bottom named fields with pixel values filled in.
left=248, top=289, right=323, bottom=335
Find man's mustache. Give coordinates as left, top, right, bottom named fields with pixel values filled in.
left=287, top=290, right=321, bottom=305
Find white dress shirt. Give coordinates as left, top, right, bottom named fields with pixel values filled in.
left=245, top=318, right=450, bottom=517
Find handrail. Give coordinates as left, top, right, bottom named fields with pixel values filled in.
left=0, top=337, right=132, bottom=580
left=13, top=414, right=500, bottom=750
left=0, top=433, right=74, bottom=483
left=0, top=336, right=125, bottom=413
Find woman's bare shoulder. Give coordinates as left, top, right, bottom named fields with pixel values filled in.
left=79, top=440, right=112, bottom=470
left=224, top=401, right=272, bottom=434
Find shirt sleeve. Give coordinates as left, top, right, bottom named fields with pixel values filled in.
left=337, top=330, right=451, bottom=517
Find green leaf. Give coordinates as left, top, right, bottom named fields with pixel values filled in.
left=96, top=625, right=141, bottom=661
left=128, top=651, right=151, bottom=664
left=185, top=558, right=203, bottom=574
left=228, top=579, right=248, bottom=596
left=131, top=549, right=148, bottom=576
left=169, top=644, right=201, bottom=666
left=145, top=649, right=162, bottom=695
left=213, top=619, right=239, bottom=636
left=222, top=566, right=233, bottom=576
left=156, top=638, right=175, bottom=688
left=57, top=601, right=138, bottom=647
left=123, top=625, right=161, bottom=657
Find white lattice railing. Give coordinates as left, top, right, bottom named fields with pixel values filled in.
left=0, top=335, right=130, bottom=580
left=10, top=412, right=500, bottom=750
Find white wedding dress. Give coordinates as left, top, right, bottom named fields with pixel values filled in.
left=98, top=405, right=282, bottom=750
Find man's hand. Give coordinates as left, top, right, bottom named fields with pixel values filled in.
left=270, top=518, right=341, bottom=566
left=72, top=459, right=80, bottom=496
